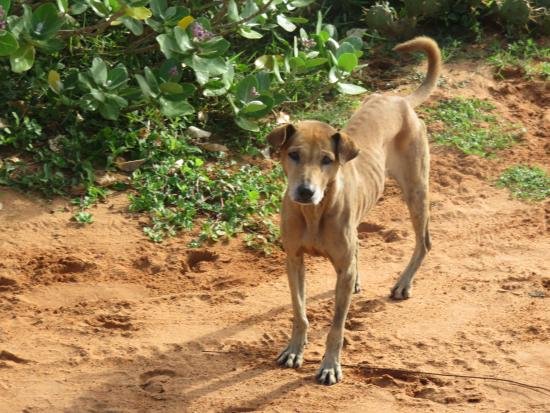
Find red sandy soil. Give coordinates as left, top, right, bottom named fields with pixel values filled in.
left=0, top=60, right=549, bottom=413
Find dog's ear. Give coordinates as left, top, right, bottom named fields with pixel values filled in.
left=266, top=124, right=296, bottom=155
left=332, top=131, right=359, bottom=164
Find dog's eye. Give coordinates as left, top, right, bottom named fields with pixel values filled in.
left=321, top=156, right=333, bottom=165
left=288, top=151, right=300, bottom=162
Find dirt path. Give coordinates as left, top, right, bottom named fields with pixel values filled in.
left=1, top=61, right=549, bottom=412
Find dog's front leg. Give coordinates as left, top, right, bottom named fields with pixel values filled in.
left=317, top=249, right=357, bottom=385
left=277, top=253, right=308, bottom=368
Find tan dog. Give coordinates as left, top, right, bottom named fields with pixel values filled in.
left=267, top=37, right=441, bottom=385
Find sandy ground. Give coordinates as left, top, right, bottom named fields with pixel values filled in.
left=0, top=61, right=549, bottom=413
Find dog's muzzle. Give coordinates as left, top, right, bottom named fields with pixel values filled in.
left=292, top=184, right=322, bottom=205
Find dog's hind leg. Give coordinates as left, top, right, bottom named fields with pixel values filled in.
left=353, top=239, right=361, bottom=294
left=387, top=123, right=431, bottom=300
left=277, top=253, right=309, bottom=368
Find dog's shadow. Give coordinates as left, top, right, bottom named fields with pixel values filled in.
left=64, top=291, right=333, bottom=413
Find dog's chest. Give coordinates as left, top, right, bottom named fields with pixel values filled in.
left=299, top=213, right=330, bottom=257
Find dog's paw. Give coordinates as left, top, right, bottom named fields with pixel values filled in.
left=353, top=281, right=361, bottom=294
left=390, top=282, right=412, bottom=300
left=316, top=359, right=343, bottom=385
left=276, top=344, right=304, bottom=369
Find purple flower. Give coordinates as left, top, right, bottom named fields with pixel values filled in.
left=191, top=22, right=214, bottom=42
left=301, top=38, right=316, bottom=49
left=250, top=87, right=260, bottom=98
left=168, top=66, right=178, bottom=77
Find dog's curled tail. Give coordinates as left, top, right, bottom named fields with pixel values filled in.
left=393, top=36, right=441, bottom=108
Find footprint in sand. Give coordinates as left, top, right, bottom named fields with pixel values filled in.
left=139, top=368, right=177, bottom=397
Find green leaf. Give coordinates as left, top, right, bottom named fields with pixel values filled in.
left=159, top=58, right=182, bottom=82
left=315, top=10, right=323, bottom=35
left=328, top=66, right=339, bottom=83
left=241, top=100, right=267, bottom=114
left=88, top=0, right=110, bottom=17
left=238, top=27, right=262, bottom=39
left=291, top=0, right=316, bottom=6
left=90, top=57, right=108, bottom=86
left=305, top=57, right=328, bottom=69
left=56, top=0, right=68, bottom=13
left=125, top=7, right=152, bottom=20
left=235, top=116, right=259, bottom=132
left=121, top=16, right=144, bottom=36
left=189, top=55, right=227, bottom=85
left=108, top=0, right=122, bottom=12
left=178, top=83, right=197, bottom=98
left=227, top=0, right=239, bottom=22
left=235, top=75, right=257, bottom=103
left=0, top=0, right=11, bottom=14
left=105, top=93, right=128, bottom=108
left=241, top=95, right=273, bottom=118
left=273, top=56, right=284, bottom=83
left=277, top=14, right=296, bottom=32
left=289, top=56, right=306, bottom=71
left=198, top=37, right=230, bottom=58
left=150, top=0, right=167, bottom=18
left=254, top=55, right=273, bottom=70
left=255, top=72, right=271, bottom=92
left=98, top=101, right=120, bottom=120
left=91, top=88, right=106, bottom=102
left=135, top=74, right=155, bottom=98
left=0, top=32, right=18, bottom=57
left=144, top=67, right=160, bottom=94
left=9, top=44, right=35, bottom=73
left=159, top=97, right=194, bottom=117
left=159, top=81, right=183, bottom=95
left=80, top=94, right=99, bottom=111
left=32, top=3, right=64, bottom=40
left=106, top=66, right=129, bottom=90
left=336, top=42, right=356, bottom=58
left=163, top=6, right=190, bottom=26
left=337, top=53, right=358, bottom=72
left=337, top=82, right=367, bottom=95
left=70, top=1, right=88, bottom=15
left=342, top=36, right=363, bottom=51
left=174, top=27, right=193, bottom=53
left=156, top=34, right=178, bottom=58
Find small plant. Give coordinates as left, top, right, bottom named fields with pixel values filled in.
left=73, top=211, right=94, bottom=224
left=497, top=165, right=550, bottom=201
left=488, top=39, right=550, bottom=79
left=423, top=97, right=520, bottom=157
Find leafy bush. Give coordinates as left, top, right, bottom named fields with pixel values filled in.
left=361, top=0, right=550, bottom=38
left=0, top=0, right=366, bottom=129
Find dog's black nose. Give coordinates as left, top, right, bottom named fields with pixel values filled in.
left=296, top=185, right=314, bottom=202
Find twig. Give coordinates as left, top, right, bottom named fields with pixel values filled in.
left=213, top=0, right=230, bottom=25
left=348, top=363, right=550, bottom=396
left=218, top=0, right=275, bottom=34
left=59, top=10, right=126, bottom=38
left=199, top=350, right=550, bottom=395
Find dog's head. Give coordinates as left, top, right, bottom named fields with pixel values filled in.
left=267, top=120, right=359, bottom=205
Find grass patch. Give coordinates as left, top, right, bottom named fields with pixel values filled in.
left=423, top=97, right=519, bottom=157
left=497, top=165, right=550, bottom=201
left=488, top=39, right=550, bottom=79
